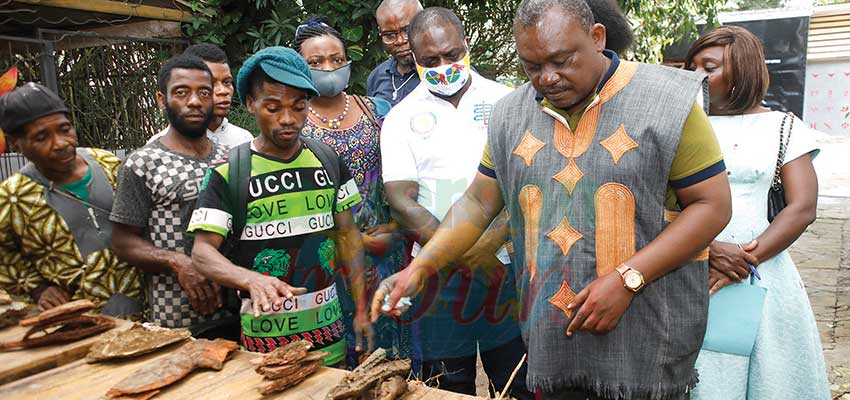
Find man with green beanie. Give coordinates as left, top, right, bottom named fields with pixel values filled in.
left=189, top=47, right=373, bottom=365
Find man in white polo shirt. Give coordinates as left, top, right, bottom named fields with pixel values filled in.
left=379, top=7, right=531, bottom=400
left=148, top=44, right=252, bottom=148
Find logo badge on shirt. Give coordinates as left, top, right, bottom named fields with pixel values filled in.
left=473, top=103, right=494, bottom=127
left=410, top=112, right=437, bottom=136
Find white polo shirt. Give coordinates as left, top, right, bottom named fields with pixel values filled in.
left=147, top=117, right=253, bottom=148
left=381, top=71, right=512, bottom=262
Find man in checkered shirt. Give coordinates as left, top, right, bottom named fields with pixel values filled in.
left=111, top=55, right=232, bottom=336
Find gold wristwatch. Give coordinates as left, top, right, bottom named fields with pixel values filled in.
left=616, top=264, right=645, bottom=293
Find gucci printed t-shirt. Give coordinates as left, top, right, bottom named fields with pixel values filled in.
left=188, top=143, right=360, bottom=365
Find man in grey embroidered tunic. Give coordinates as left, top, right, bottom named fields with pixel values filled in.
left=373, top=0, right=733, bottom=399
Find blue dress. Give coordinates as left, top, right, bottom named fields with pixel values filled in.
left=692, top=112, right=830, bottom=399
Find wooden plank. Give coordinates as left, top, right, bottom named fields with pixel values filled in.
left=809, top=38, right=850, bottom=49
left=809, top=31, right=850, bottom=42
left=809, top=25, right=850, bottom=36
left=807, top=52, right=850, bottom=61
left=809, top=43, right=850, bottom=53
left=0, top=349, right=478, bottom=400
left=812, top=14, right=850, bottom=23
left=811, top=20, right=850, bottom=29
left=12, top=0, right=192, bottom=22
left=0, top=317, right=132, bottom=385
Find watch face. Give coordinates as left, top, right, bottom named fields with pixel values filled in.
left=625, top=271, right=642, bottom=288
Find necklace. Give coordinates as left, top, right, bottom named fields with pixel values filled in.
left=308, top=94, right=349, bottom=129
left=391, top=73, right=416, bottom=101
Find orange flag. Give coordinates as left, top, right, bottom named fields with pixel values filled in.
left=0, top=66, right=17, bottom=153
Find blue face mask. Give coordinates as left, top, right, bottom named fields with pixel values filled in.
left=309, top=63, right=351, bottom=97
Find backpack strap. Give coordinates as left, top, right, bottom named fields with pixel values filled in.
left=227, top=142, right=253, bottom=239
left=228, top=139, right=340, bottom=237
left=301, top=137, right=342, bottom=208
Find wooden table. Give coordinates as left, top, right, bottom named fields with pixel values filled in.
left=0, top=348, right=479, bottom=399
left=0, top=317, right=132, bottom=385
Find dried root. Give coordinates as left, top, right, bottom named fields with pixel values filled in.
left=375, top=375, right=407, bottom=400
left=327, top=349, right=411, bottom=400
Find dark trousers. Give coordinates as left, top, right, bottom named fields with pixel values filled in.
left=420, top=335, right=533, bottom=400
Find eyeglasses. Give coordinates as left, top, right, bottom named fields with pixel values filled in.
left=379, top=26, right=409, bottom=44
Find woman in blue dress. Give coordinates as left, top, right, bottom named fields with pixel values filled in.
left=686, top=26, right=830, bottom=399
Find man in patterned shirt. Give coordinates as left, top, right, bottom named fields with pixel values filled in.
left=111, top=55, right=231, bottom=336
left=147, top=43, right=253, bottom=148
left=0, top=82, right=143, bottom=315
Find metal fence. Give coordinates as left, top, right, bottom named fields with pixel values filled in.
left=0, top=29, right=187, bottom=179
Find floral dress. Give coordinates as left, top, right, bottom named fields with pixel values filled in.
left=301, top=96, right=412, bottom=361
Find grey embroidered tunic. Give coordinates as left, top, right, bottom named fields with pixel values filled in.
left=487, top=61, right=712, bottom=399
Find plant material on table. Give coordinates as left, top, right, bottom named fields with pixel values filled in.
left=253, top=339, right=330, bottom=396
left=106, top=338, right=238, bottom=399
left=87, top=323, right=192, bottom=362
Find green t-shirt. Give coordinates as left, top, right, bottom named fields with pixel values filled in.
left=188, top=144, right=361, bottom=365
left=59, top=165, right=92, bottom=203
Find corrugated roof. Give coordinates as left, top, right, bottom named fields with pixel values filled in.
left=809, top=4, right=850, bottom=61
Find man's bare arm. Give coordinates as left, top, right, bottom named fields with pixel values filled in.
left=113, top=222, right=222, bottom=315
left=112, top=223, right=186, bottom=274
left=332, top=209, right=374, bottom=351
left=628, top=172, right=732, bottom=281
left=192, top=232, right=305, bottom=317
left=372, top=173, right=505, bottom=319
left=385, top=181, right=440, bottom=245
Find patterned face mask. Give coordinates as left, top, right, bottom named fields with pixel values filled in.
left=416, top=53, right=471, bottom=97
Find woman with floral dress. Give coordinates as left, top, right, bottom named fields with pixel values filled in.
left=294, top=15, right=412, bottom=364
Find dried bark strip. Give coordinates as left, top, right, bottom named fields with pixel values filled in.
left=0, top=314, right=115, bottom=350
left=106, top=339, right=238, bottom=398
left=256, top=351, right=329, bottom=378
left=87, top=323, right=192, bottom=362
left=0, top=301, right=32, bottom=329
left=19, top=299, right=95, bottom=327
left=260, top=340, right=313, bottom=366
left=110, top=390, right=160, bottom=400
left=258, top=359, right=324, bottom=395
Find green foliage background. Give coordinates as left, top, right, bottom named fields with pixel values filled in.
left=182, top=0, right=728, bottom=84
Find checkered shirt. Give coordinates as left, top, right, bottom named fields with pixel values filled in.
left=115, top=141, right=230, bottom=328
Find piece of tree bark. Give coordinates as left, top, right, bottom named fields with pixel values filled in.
left=256, top=351, right=329, bottom=378
left=258, top=359, right=323, bottom=395
left=106, top=339, right=238, bottom=398
left=0, top=314, right=115, bottom=350
left=88, top=323, right=191, bottom=362
left=260, top=340, right=312, bottom=366
left=19, top=299, right=95, bottom=327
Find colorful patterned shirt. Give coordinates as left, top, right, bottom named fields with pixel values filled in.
left=0, top=148, right=143, bottom=305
